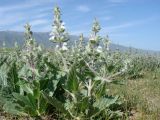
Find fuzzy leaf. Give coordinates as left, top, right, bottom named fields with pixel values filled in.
left=3, top=101, right=28, bottom=116
left=42, top=92, right=67, bottom=114
left=67, top=64, right=79, bottom=92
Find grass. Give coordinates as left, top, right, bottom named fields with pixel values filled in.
left=109, top=70, right=160, bottom=120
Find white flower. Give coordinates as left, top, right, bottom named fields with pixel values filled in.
left=61, top=42, right=68, bottom=51
left=106, top=45, right=110, bottom=51
left=61, top=25, right=66, bottom=30
left=37, top=45, right=42, bottom=51
left=55, top=45, right=59, bottom=49
left=96, top=46, right=102, bottom=53
left=88, top=34, right=95, bottom=41
left=89, top=37, right=96, bottom=42
left=49, top=36, right=55, bottom=41
left=53, top=26, right=57, bottom=29
left=62, top=45, right=68, bottom=51
left=63, top=42, right=67, bottom=46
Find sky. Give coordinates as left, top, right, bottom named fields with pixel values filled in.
left=0, top=0, right=160, bottom=51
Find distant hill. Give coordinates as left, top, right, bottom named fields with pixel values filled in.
left=0, top=31, right=159, bottom=55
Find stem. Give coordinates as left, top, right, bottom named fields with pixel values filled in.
left=87, top=79, right=92, bottom=97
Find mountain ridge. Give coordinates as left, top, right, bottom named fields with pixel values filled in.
left=0, top=31, right=159, bottom=54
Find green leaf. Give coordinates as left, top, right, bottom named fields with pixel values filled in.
left=77, top=97, right=89, bottom=112
left=13, top=93, right=31, bottom=107
left=33, top=88, right=40, bottom=99
left=93, top=96, right=119, bottom=110
left=42, top=92, right=67, bottom=114
left=3, top=101, right=28, bottom=116
left=27, top=93, right=37, bottom=110
left=67, top=64, right=79, bottom=92
left=94, top=82, right=107, bottom=99
left=39, top=95, right=48, bottom=114
left=33, top=80, right=40, bottom=99
left=17, top=81, right=33, bottom=95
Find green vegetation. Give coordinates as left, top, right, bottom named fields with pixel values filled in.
left=0, top=6, right=160, bottom=120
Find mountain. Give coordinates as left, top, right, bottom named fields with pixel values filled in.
left=0, top=31, right=159, bottom=55
left=0, top=31, right=77, bottom=47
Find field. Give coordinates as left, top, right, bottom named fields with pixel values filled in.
left=109, top=71, right=160, bottom=120
left=0, top=6, right=160, bottom=120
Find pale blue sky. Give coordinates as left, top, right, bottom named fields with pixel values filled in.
left=0, top=0, right=160, bottom=51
